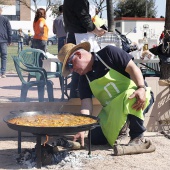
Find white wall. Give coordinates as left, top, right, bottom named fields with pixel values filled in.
left=9, top=1, right=56, bottom=37
left=9, top=1, right=97, bottom=37
left=115, top=19, right=165, bottom=45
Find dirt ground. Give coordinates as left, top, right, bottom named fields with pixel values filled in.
left=0, top=132, right=170, bottom=170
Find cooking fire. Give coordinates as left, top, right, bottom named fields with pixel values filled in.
left=16, top=137, right=104, bottom=169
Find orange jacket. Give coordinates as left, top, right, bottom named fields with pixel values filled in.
left=33, top=18, right=48, bottom=41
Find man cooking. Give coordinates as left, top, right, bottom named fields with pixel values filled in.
left=58, top=42, right=155, bottom=155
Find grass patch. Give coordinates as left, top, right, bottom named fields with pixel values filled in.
left=6, top=45, right=58, bottom=73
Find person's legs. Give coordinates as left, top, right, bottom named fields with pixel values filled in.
left=128, top=90, right=154, bottom=143
left=66, top=33, right=79, bottom=98
left=21, top=42, right=23, bottom=51
left=70, top=72, right=80, bottom=98
left=58, top=36, right=66, bottom=52
left=32, top=39, right=47, bottom=67
left=0, top=42, right=7, bottom=76
left=18, top=42, right=21, bottom=53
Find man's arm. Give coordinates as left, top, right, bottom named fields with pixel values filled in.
left=80, top=98, right=93, bottom=115
left=125, top=60, right=146, bottom=111
left=125, top=60, right=145, bottom=87
left=73, top=0, right=106, bottom=36
left=73, top=98, right=93, bottom=146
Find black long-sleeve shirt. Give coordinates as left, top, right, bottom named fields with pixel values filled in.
left=63, top=0, right=95, bottom=33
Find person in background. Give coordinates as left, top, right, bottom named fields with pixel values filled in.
left=58, top=42, right=155, bottom=155
left=53, top=5, right=66, bottom=53
left=18, top=28, right=24, bottom=53
left=159, top=31, right=164, bottom=44
left=32, top=8, right=48, bottom=66
left=0, top=7, right=12, bottom=78
left=27, top=30, right=32, bottom=46
left=63, top=0, right=106, bottom=98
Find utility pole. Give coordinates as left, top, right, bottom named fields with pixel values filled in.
left=145, top=0, right=148, bottom=18
left=106, top=0, right=114, bottom=32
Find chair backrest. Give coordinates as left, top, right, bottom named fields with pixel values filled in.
left=12, top=56, right=30, bottom=84
left=12, top=56, right=46, bottom=84
left=18, top=48, right=47, bottom=68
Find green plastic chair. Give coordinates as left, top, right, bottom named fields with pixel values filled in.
left=12, top=56, right=54, bottom=102
left=141, top=63, right=160, bottom=79
left=18, top=48, right=64, bottom=99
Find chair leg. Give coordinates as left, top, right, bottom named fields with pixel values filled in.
left=27, top=74, right=31, bottom=82
left=20, top=84, right=29, bottom=102
left=46, top=80, right=54, bottom=102
left=64, top=77, right=70, bottom=99
left=37, top=83, right=45, bottom=102
left=60, top=76, right=64, bottom=100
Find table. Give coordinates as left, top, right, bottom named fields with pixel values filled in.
left=134, top=58, right=160, bottom=64
left=43, top=57, right=60, bottom=72
left=43, top=56, right=70, bottom=100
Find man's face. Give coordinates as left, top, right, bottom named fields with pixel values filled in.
left=67, top=50, right=92, bottom=75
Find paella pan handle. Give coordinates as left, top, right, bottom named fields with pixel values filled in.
left=10, top=110, right=24, bottom=114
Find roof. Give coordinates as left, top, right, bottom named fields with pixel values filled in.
left=114, top=17, right=165, bottom=21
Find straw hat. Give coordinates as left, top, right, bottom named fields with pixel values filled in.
left=58, top=42, right=90, bottom=77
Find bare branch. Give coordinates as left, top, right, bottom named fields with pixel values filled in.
left=19, top=0, right=36, bottom=12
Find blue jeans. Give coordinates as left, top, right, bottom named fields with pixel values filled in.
left=32, top=39, right=47, bottom=67
left=32, top=39, right=47, bottom=52
left=18, top=41, right=23, bottom=53
left=0, top=42, right=7, bottom=75
left=58, top=36, right=66, bottom=52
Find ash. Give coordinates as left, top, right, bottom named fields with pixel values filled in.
left=17, top=147, right=105, bottom=169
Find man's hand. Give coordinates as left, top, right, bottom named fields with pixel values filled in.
left=73, top=131, right=85, bottom=147
left=92, top=27, right=107, bottom=37
left=128, top=88, right=146, bottom=111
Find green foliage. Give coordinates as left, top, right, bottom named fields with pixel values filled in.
left=114, top=0, right=157, bottom=18
left=50, top=3, right=62, bottom=17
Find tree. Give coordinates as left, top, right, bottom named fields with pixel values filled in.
left=114, top=0, right=157, bottom=18
left=106, top=0, right=114, bottom=32
left=0, top=0, right=13, bottom=5
left=159, top=0, right=170, bottom=85
left=165, top=0, right=170, bottom=30
left=18, top=0, right=62, bottom=16
left=90, top=0, right=106, bottom=18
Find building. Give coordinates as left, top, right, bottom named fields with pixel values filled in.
left=0, top=1, right=166, bottom=44
left=114, top=17, right=165, bottom=46
left=0, top=0, right=97, bottom=37
left=0, top=0, right=57, bottom=36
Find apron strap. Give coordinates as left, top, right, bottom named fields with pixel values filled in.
left=85, top=53, right=112, bottom=83
left=85, top=74, right=90, bottom=83
left=95, top=53, right=112, bottom=70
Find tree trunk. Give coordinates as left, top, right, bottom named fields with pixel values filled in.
left=106, top=0, right=114, bottom=32
left=159, top=0, right=170, bottom=86
left=165, top=0, right=170, bottom=29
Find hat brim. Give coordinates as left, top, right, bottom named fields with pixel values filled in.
left=62, top=42, right=90, bottom=77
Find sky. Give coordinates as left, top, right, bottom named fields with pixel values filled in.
left=155, top=0, right=166, bottom=17
left=99, top=0, right=166, bottom=19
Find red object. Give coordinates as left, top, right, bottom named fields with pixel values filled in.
left=160, top=32, right=164, bottom=39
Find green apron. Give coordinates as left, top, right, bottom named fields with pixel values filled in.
left=86, top=54, right=151, bottom=146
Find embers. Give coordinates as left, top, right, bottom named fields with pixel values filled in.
left=17, top=142, right=69, bottom=167
left=16, top=137, right=81, bottom=167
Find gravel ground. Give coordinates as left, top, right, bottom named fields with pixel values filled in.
left=0, top=132, right=170, bottom=170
